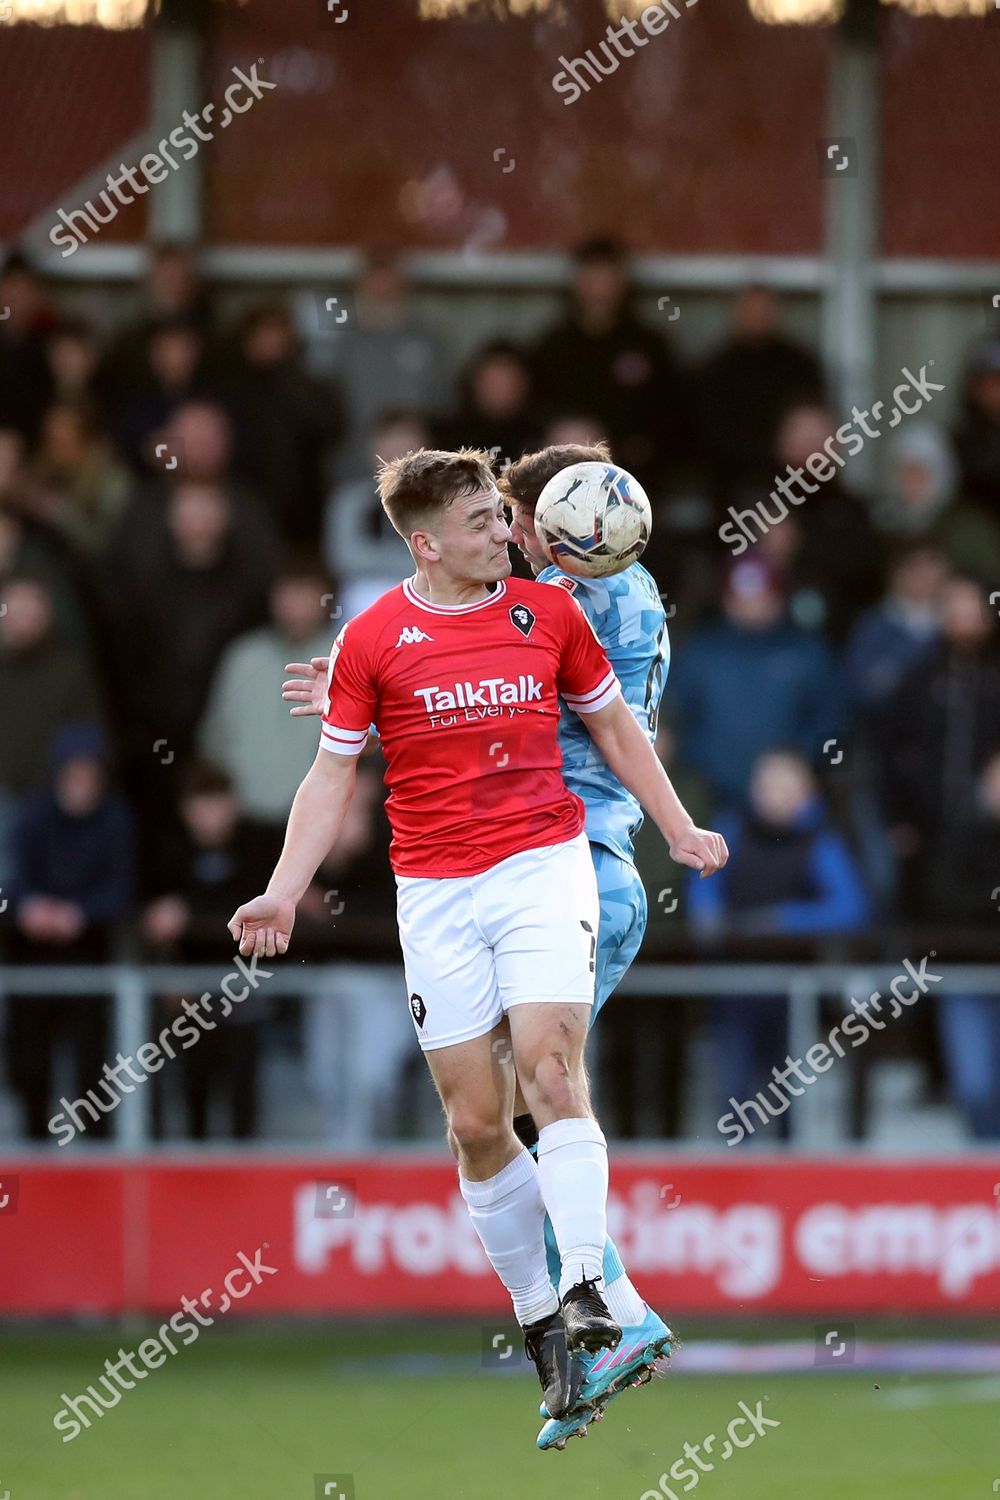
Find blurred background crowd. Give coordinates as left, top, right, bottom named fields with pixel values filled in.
left=2, top=235, right=1000, bottom=1147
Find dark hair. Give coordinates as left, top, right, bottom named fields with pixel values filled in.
left=499, top=441, right=613, bottom=515
left=273, top=553, right=332, bottom=591
left=466, top=339, right=527, bottom=370
left=377, top=447, right=496, bottom=540
left=148, top=312, right=203, bottom=342
left=372, top=407, right=431, bottom=436
left=0, top=248, right=35, bottom=279
left=362, top=244, right=403, bottom=273
left=1, top=567, right=55, bottom=595
left=179, top=760, right=233, bottom=800
left=239, top=302, right=295, bottom=342
left=49, top=315, right=95, bottom=343
left=572, top=236, right=626, bottom=266
left=886, top=541, right=949, bottom=573
left=458, top=340, right=530, bottom=410
left=41, top=397, right=104, bottom=443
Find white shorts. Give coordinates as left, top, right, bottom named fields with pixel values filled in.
left=395, top=831, right=599, bottom=1052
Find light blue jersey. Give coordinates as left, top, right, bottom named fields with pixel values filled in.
left=537, top=561, right=670, bottom=864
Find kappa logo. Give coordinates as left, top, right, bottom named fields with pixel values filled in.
left=395, top=625, right=434, bottom=648
left=510, top=604, right=535, bottom=638
left=409, top=992, right=427, bottom=1027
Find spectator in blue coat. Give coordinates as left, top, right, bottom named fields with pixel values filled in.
left=669, top=556, right=842, bottom=804
left=688, top=749, right=870, bottom=1137
left=842, top=544, right=948, bottom=717
left=3, top=723, right=134, bottom=1140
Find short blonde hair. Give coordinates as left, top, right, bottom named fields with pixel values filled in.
left=377, top=447, right=496, bottom=539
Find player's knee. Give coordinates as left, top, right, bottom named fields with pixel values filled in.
left=528, top=1047, right=585, bottom=1112
left=446, top=1107, right=508, bottom=1156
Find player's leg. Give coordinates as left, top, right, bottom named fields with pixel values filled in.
left=536, top=851, right=673, bottom=1449
left=486, top=832, right=621, bottom=1353
left=586, top=846, right=650, bottom=1328
left=425, top=1021, right=550, bottom=1306
left=515, top=845, right=651, bottom=1324
left=424, top=1022, right=582, bottom=1418
left=507, top=998, right=624, bottom=1355
left=395, top=865, right=581, bottom=1418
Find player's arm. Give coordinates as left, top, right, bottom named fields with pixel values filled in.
left=228, top=749, right=358, bottom=957
left=578, top=694, right=728, bottom=878
left=554, top=587, right=724, bottom=875
left=234, top=616, right=376, bottom=956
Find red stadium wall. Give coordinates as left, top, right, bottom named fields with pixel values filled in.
left=203, top=0, right=828, bottom=254
left=2, top=1, right=999, bottom=257
left=0, top=22, right=150, bottom=244
left=3, top=1157, right=1000, bottom=1316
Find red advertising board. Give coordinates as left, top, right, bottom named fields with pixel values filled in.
left=2, top=1157, right=999, bottom=1316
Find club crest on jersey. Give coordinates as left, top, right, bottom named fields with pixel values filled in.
left=409, top=993, right=427, bottom=1027
left=509, top=604, right=535, bottom=638
left=395, top=625, right=434, bottom=648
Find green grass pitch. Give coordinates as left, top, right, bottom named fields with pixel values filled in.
left=0, top=1323, right=994, bottom=1499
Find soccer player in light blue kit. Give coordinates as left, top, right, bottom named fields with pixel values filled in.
left=502, top=441, right=674, bottom=1447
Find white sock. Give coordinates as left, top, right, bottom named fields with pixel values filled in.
left=603, top=1273, right=647, bottom=1327
left=536, top=1116, right=608, bottom=1300
left=459, top=1148, right=559, bottom=1327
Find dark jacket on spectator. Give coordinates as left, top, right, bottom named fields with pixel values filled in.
left=10, top=780, right=133, bottom=925
left=227, top=360, right=344, bottom=548
left=952, top=403, right=1000, bottom=511
left=696, top=334, right=824, bottom=501
left=687, top=802, right=870, bottom=937
left=879, top=642, right=1000, bottom=836
left=923, top=813, right=1000, bottom=930
left=0, top=635, right=101, bottom=798
left=530, top=311, right=688, bottom=477
left=0, top=327, right=53, bottom=443
left=100, top=529, right=273, bottom=759
left=147, top=820, right=279, bottom=944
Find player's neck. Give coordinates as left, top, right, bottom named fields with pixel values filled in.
left=409, top=570, right=494, bottom=609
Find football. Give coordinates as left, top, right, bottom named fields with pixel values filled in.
left=534, top=461, right=652, bottom=578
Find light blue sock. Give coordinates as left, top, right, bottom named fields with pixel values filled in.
left=543, top=1213, right=562, bottom=1288
left=544, top=1216, right=647, bottom=1323
left=603, top=1234, right=626, bottom=1284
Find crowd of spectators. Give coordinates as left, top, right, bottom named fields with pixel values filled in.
left=2, top=235, right=1000, bottom=1143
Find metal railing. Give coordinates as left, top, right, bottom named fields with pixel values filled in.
left=2, top=961, right=997, bottom=1154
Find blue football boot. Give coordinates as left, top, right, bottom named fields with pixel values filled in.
left=537, top=1304, right=674, bottom=1451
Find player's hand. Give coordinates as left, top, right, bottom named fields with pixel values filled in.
left=228, top=895, right=296, bottom=958
left=282, top=657, right=329, bottom=718
left=668, top=825, right=729, bottom=879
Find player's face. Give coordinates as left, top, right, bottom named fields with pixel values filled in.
left=433, top=486, right=513, bottom=584
left=509, top=503, right=548, bottom=575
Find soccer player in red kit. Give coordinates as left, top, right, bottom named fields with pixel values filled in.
left=229, top=448, right=727, bottom=1435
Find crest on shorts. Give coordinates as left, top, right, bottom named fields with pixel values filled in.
left=409, top=993, right=427, bottom=1027
left=510, top=604, right=535, bottom=638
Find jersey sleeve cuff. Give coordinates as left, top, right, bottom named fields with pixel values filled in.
left=563, top=670, right=621, bottom=715
left=320, top=722, right=369, bottom=756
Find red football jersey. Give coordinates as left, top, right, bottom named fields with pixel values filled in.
left=321, top=576, right=620, bottom=877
